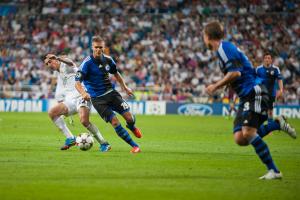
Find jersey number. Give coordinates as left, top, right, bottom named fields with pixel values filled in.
left=121, top=102, right=129, bottom=110
left=243, top=102, right=250, bottom=111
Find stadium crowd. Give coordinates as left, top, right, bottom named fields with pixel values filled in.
left=0, top=0, right=299, bottom=104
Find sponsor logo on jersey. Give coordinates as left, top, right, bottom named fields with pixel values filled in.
left=177, top=104, right=213, bottom=116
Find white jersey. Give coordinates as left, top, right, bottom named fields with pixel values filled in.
left=54, top=71, right=65, bottom=102
left=57, top=62, right=81, bottom=100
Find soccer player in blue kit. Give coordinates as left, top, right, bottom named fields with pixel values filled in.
left=256, top=52, right=296, bottom=138
left=203, top=21, right=297, bottom=179
left=75, top=36, right=142, bottom=153
left=256, top=53, right=284, bottom=114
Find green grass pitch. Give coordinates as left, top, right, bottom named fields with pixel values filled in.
left=0, top=112, right=299, bottom=200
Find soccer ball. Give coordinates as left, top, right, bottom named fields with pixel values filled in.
left=76, top=133, right=94, bottom=151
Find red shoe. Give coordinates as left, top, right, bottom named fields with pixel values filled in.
left=130, top=146, right=141, bottom=153
left=132, top=127, right=142, bottom=138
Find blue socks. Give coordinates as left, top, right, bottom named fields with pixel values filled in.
left=114, top=124, right=138, bottom=147
left=250, top=134, right=279, bottom=173
left=126, top=116, right=136, bottom=131
left=257, top=119, right=280, bottom=138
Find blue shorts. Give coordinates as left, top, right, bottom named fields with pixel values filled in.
left=91, top=90, right=130, bottom=123
left=233, top=85, right=268, bottom=133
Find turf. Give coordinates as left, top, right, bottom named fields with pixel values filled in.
left=0, top=112, right=299, bottom=200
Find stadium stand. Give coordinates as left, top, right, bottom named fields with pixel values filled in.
left=0, top=0, right=299, bottom=104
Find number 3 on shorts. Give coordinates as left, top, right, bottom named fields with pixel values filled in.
left=243, top=102, right=250, bottom=111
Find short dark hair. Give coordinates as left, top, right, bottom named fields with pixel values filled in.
left=92, top=36, right=104, bottom=43
left=263, top=51, right=273, bottom=58
left=204, top=21, right=224, bottom=40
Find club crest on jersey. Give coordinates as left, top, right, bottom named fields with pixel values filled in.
left=270, top=71, right=274, bottom=75
left=105, top=65, right=110, bottom=71
left=75, top=72, right=82, bottom=79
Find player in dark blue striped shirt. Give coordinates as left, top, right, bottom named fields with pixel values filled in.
left=75, top=36, right=142, bottom=153
left=256, top=52, right=283, bottom=120
left=203, top=21, right=296, bottom=179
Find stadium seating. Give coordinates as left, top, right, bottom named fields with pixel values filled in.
left=0, top=0, right=299, bottom=104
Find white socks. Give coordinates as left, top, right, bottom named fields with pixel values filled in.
left=53, top=116, right=73, bottom=138
left=53, top=117, right=105, bottom=144
left=87, top=123, right=106, bottom=144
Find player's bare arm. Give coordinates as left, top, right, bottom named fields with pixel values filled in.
left=57, top=56, right=76, bottom=67
left=277, top=79, right=283, bottom=98
left=114, top=72, right=134, bottom=96
left=206, top=71, right=241, bottom=95
left=45, top=54, right=75, bottom=67
left=75, top=81, right=91, bottom=101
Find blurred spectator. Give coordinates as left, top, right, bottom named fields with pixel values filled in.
left=0, top=0, right=299, bottom=105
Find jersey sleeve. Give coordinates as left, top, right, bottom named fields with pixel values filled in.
left=218, top=43, right=243, bottom=73
left=106, top=56, right=118, bottom=74
left=255, top=66, right=261, bottom=74
left=275, top=67, right=283, bottom=80
left=75, top=58, right=89, bottom=82
left=255, top=66, right=262, bottom=77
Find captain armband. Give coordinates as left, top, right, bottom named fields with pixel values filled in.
left=75, top=71, right=83, bottom=81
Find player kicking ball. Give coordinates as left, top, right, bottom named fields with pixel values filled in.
left=44, top=54, right=111, bottom=152
left=203, top=21, right=297, bottom=180
left=75, top=36, right=142, bottom=153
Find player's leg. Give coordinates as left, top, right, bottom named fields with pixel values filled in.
left=91, top=95, right=140, bottom=153
left=238, top=87, right=281, bottom=179
left=233, top=105, right=249, bottom=146
left=229, top=102, right=236, bottom=118
left=111, top=91, right=142, bottom=138
left=241, top=109, right=282, bottom=179
left=257, top=96, right=296, bottom=139
left=257, top=118, right=280, bottom=138
left=48, top=103, right=76, bottom=150
left=78, top=105, right=111, bottom=152
left=267, top=96, right=275, bottom=124
left=123, top=112, right=142, bottom=138
left=276, top=115, right=297, bottom=138
left=110, top=115, right=140, bottom=152
left=233, top=110, right=281, bottom=178
left=242, top=124, right=282, bottom=180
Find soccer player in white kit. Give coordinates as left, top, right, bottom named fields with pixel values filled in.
left=44, top=54, right=111, bottom=152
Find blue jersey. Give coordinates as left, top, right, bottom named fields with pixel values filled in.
left=216, top=41, right=261, bottom=98
left=76, top=54, right=117, bottom=97
left=256, top=65, right=282, bottom=97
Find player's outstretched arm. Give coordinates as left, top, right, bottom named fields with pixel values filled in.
left=206, top=71, right=241, bottom=95
left=114, top=72, right=134, bottom=96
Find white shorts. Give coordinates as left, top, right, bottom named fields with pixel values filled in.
left=63, top=96, right=91, bottom=116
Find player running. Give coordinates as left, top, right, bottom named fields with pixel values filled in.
left=75, top=36, right=142, bottom=153
left=44, top=54, right=111, bottom=152
left=203, top=21, right=297, bottom=180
